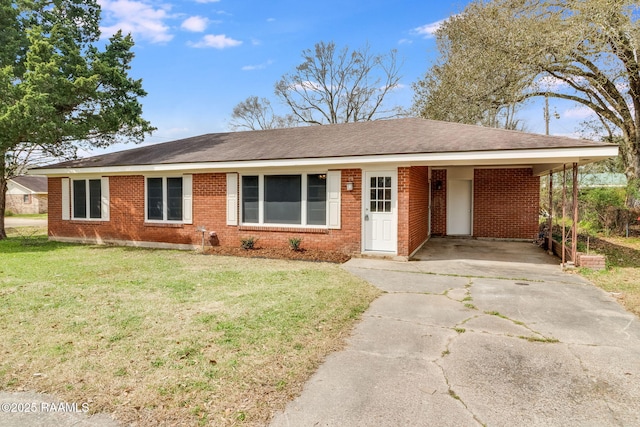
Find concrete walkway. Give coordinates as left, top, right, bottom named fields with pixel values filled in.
left=270, top=239, right=640, bottom=426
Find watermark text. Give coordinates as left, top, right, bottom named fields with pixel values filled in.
left=1, top=401, right=89, bottom=413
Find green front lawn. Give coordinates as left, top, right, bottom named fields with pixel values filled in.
left=0, top=233, right=380, bottom=426
left=4, top=213, right=48, bottom=219
left=578, top=235, right=640, bottom=317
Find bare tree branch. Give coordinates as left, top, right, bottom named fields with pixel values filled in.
left=274, top=41, right=402, bottom=125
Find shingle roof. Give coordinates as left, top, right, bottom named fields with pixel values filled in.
left=10, top=175, right=48, bottom=193
left=37, top=118, right=612, bottom=169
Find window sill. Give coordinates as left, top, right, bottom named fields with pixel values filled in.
left=70, top=219, right=106, bottom=224
left=144, top=222, right=184, bottom=228
left=239, top=225, right=329, bottom=234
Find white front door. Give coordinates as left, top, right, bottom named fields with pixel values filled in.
left=364, top=171, right=397, bottom=252
left=447, top=179, right=472, bottom=235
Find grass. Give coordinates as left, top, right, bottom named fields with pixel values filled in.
left=577, top=234, right=640, bottom=317
left=0, top=228, right=380, bottom=426
left=5, top=213, right=48, bottom=219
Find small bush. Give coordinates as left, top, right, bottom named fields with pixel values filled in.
left=288, top=237, right=303, bottom=251
left=5, top=210, right=15, bottom=217
left=240, top=236, right=257, bottom=250
left=579, top=187, right=626, bottom=233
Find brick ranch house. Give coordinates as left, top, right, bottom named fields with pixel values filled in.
left=6, top=175, right=48, bottom=214
left=33, top=118, right=617, bottom=258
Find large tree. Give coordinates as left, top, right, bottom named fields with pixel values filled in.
left=0, top=0, right=154, bottom=239
left=274, top=41, right=403, bottom=125
left=228, top=96, right=296, bottom=131
left=413, top=0, right=640, bottom=188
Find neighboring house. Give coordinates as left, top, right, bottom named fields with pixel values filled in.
left=33, top=118, right=617, bottom=258
left=6, top=175, right=48, bottom=214
left=579, top=173, right=627, bottom=188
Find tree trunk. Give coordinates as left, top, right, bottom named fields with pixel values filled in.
left=0, top=156, right=7, bottom=240
left=624, top=129, right=640, bottom=208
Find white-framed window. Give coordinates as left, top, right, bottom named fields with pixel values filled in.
left=67, top=177, right=109, bottom=221
left=236, top=172, right=340, bottom=228
left=144, top=175, right=192, bottom=223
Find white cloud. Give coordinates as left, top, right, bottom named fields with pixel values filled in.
left=537, top=75, right=589, bottom=92
left=537, top=76, right=567, bottom=91
left=413, top=18, right=447, bottom=38
left=266, top=17, right=276, bottom=22
left=550, top=132, right=582, bottom=139
left=181, top=16, right=208, bottom=32
left=189, top=34, right=242, bottom=49
left=241, top=60, right=274, bottom=71
left=194, top=0, right=221, bottom=3
left=398, top=38, right=413, bottom=45
left=289, top=81, right=324, bottom=92
left=563, top=105, right=596, bottom=119
left=98, top=0, right=174, bottom=43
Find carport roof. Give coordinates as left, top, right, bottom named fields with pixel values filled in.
left=34, top=118, right=617, bottom=173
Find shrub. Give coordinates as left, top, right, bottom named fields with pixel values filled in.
left=240, top=236, right=257, bottom=250
left=5, top=210, right=15, bottom=217
left=288, top=237, right=302, bottom=251
left=579, top=187, right=627, bottom=234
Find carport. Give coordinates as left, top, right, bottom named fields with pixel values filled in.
left=419, top=161, right=600, bottom=268
left=408, top=237, right=564, bottom=283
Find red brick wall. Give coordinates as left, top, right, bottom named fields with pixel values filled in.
left=431, top=169, right=447, bottom=236
left=398, top=166, right=430, bottom=256
left=219, top=169, right=361, bottom=254
left=473, top=168, right=540, bottom=239
left=576, top=253, right=606, bottom=270
left=48, top=170, right=362, bottom=254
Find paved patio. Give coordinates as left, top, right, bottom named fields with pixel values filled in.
left=270, top=238, right=640, bottom=426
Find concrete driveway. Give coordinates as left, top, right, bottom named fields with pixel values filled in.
left=270, top=238, right=640, bottom=427
left=4, top=216, right=47, bottom=228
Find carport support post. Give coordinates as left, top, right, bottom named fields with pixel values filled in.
left=572, top=162, right=579, bottom=265
left=562, top=165, right=566, bottom=268
left=548, top=171, right=553, bottom=254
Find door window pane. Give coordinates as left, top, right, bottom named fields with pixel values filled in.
left=73, top=180, right=86, bottom=218
left=242, top=176, right=259, bottom=223
left=147, top=178, right=163, bottom=220
left=369, top=175, right=392, bottom=213
left=89, top=179, right=102, bottom=219
left=307, top=174, right=327, bottom=225
left=167, top=178, right=183, bottom=221
left=265, top=175, right=301, bottom=224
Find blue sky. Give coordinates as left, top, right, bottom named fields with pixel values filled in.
left=92, top=0, right=591, bottom=155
